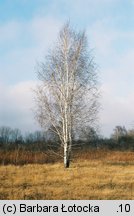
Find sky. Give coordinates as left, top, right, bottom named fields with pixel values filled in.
left=0, top=0, right=134, bottom=137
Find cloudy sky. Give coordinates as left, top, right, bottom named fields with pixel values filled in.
left=0, top=0, right=134, bottom=137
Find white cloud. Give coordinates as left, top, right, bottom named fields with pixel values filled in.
left=0, top=21, right=20, bottom=44
left=0, top=16, right=62, bottom=83
left=87, top=18, right=134, bottom=136
left=0, top=81, right=40, bottom=132
left=100, top=82, right=134, bottom=136
left=60, top=0, right=119, bottom=18
left=0, top=16, right=62, bottom=49
left=0, top=16, right=62, bottom=132
left=30, top=16, right=62, bottom=48
left=88, top=19, right=118, bottom=57
left=88, top=18, right=134, bottom=60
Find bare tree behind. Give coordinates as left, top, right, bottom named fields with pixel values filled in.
left=35, top=22, right=99, bottom=168
left=0, top=126, right=12, bottom=144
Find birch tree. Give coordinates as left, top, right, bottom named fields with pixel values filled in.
left=35, top=22, right=99, bottom=168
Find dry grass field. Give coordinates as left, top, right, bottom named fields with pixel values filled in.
left=0, top=150, right=134, bottom=200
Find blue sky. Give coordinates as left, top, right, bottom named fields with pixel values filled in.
left=0, top=0, right=134, bottom=136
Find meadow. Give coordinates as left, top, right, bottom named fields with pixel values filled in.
left=0, top=150, right=134, bottom=199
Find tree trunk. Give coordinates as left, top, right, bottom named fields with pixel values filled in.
left=64, top=145, right=70, bottom=168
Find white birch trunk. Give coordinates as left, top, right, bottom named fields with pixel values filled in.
left=64, top=144, right=69, bottom=168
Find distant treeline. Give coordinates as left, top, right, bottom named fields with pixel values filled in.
left=0, top=125, right=134, bottom=152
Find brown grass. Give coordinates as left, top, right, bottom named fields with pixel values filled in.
left=0, top=150, right=61, bottom=165
left=0, top=150, right=134, bottom=199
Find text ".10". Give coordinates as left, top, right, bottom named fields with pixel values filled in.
left=118, top=204, right=130, bottom=213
